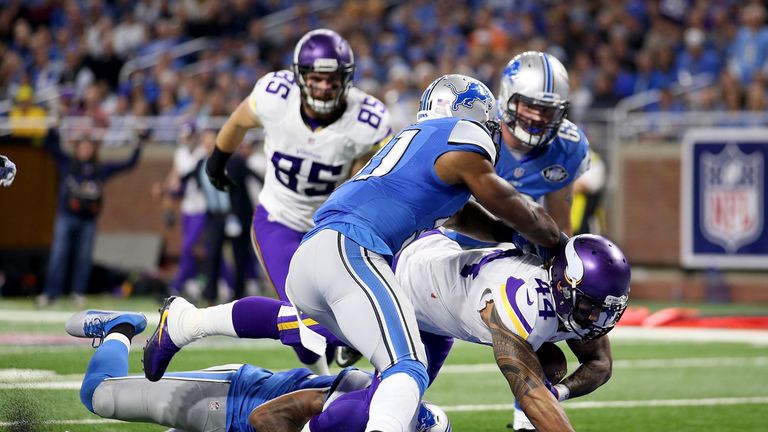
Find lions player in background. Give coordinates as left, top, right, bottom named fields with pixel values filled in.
left=0, top=155, right=17, bottom=186
left=200, top=29, right=392, bottom=373
left=495, top=51, right=593, bottom=431
left=496, top=51, right=590, bottom=235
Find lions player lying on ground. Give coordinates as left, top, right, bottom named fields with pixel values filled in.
left=66, top=310, right=451, bottom=432
left=144, top=231, right=630, bottom=432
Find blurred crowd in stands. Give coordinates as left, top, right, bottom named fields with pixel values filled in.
left=1, top=0, right=767, bottom=134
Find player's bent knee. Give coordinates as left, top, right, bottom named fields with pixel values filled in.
left=381, top=359, right=429, bottom=396
left=80, top=376, right=109, bottom=414
left=90, top=384, right=117, bottom=418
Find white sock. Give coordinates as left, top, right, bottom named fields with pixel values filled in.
left=167, top=298, right=236, bottom=346
left=366, top=373, right=421, bottom=432
left=306, top=355, right=330, bottom=375
left=199, top=302, right=237, bottom=338
left=104, top=333, right=130, bottom=351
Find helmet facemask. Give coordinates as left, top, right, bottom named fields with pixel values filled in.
left=292, top=29, right=355, bottom=116
left=503, top=93, right=568, bottom=149
left=553, top=277, right=628, bottom=341
left=549, top=234, right=631, bottom=342
left=294, top=65, right=354, bottom=115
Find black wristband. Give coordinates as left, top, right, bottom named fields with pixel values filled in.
left=207, top=146, right=233, bottom=174
left=491, top=220, right=517, bottom=242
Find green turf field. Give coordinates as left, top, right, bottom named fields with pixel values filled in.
left=1, top=295, right=767, bottom=431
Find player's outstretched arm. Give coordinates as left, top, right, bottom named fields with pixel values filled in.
left=544, top=183, right=575, bottom=236
left=562, top=335, right=613, bottom=399
left=482, top=302, right=575, bottom=432
left=248, top=389, right=327, bottom=432
left=437, top=151, right=561, bottom=247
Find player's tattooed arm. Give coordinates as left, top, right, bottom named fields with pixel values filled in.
left=484, top=302, right=575, bottom=432
left=248, top=389, right=327, bottom=432
left=563, top=335, right=613, bottom=398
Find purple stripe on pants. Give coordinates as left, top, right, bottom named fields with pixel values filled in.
left=251, top=204, right=305, bottom=300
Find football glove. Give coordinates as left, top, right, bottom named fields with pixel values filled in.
left=205, top=147, right=235, bottom=192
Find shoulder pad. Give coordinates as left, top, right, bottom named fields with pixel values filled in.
left=448, top=119, right=498, bottom=163
left=248, top=70, right=298, bottom=121
left=346, top=88, right=393, bottom=146
left=489, top=276, right=538, bottom=340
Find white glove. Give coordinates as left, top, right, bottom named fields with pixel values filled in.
left=0, top=155, right=17, bottom=187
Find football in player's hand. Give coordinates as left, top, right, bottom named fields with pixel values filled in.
left=536, top=342, right=567, bottom=384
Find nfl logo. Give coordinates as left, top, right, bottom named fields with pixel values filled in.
left=701, top=144, right=764, bottom=253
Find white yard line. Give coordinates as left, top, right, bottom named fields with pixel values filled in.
left=2, top=356, right=767, bottom=388
left=444, top=396, right=768, bottom=412
left=1, top=397, right=767, bottom=427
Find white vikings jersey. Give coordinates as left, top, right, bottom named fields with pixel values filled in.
left=395, top=231, right=579, bottom=350
left=247, top=70, right=392, bottom=232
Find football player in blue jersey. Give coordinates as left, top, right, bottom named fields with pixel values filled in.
left=283, top=74, right=563, bottom=432
left=66, top=310, right=451, bottom=432
left=496, top=51, right=590, bottom=235
left=493, top=51, right=593, bottom=432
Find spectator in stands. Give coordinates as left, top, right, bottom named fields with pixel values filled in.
left=722, top=3, right=768, bottom=109
left=9, top=85, right=48, bottom=143
left=675, top=28, right=722, bottom=86
left=37, top=128, right=145, bottom=307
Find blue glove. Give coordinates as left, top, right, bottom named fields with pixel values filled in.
left=534, top=231, right=569, bottom=263
left=0, top=155, right=17, bottom=187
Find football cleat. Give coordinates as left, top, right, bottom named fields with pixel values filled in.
left=65, top=310, right=147, bottom=347
left=334, top=346, right=363, bottom=368
left=143, top=297, right=182, bottom=382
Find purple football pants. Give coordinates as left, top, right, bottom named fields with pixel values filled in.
left=251, top=205, right=322, bottom=364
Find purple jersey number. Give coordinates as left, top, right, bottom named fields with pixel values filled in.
left=271, top=151, right=344, bottom=197
left=357, top=96, right=386, bottom=128
left=534, top=278, right=557, bottom=319
left=264, top=71, right=295, bottom=100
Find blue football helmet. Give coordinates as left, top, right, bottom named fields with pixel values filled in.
left=417, top=74, right=501, bottom=147
left=498, top=51, right=570, bottom=149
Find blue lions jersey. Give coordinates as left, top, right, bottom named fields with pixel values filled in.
left=309, top=117, right=498, bottom=257
left=227, top=366, right=335, bottom=431
left=495, top=119, right=590, bottom=201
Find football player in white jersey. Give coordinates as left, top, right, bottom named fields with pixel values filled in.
left=198, top=29, right=391, bottom=372
left=141, top=228, right=629, bottom=432
left=396, top=229, right=630, bottom=431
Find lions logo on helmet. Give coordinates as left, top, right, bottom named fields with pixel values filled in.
left=416, top=401, right=452, bottom=432
left=498, top=51, right=570, bottom=149
left=417, top=74, right=501, bottom=148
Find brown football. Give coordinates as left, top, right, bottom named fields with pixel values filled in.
left=536, top=342, right=568, bottom=384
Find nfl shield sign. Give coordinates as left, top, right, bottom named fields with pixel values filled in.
left=681, top=129, right=768, bottom=268
left=701, top=144, right=762, bottom=252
